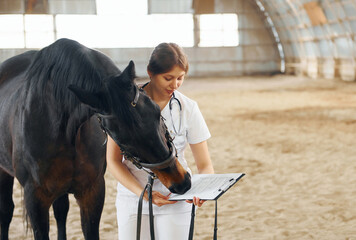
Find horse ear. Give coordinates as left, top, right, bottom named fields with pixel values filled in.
left=121, top=60, right=136, bottom=83
left=68, top=85, right=108, bottom=112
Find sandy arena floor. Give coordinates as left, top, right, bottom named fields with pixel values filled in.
left=8, top=75, right=356, bottom=239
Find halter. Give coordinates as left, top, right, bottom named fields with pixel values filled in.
left=123, top=139, right=176, bottom=171
left=97, top=84, right=177, bottom=173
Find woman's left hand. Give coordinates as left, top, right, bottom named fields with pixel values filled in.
left=186, top=196, right=205, bottom=207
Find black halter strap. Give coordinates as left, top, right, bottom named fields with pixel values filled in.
left=126, top=139, right=176, bottom=171
left=188, top=200, right=218, bottom=240
left=137, top=173, right=156, bottom=240
left=98, top=122, right=176, bottom=175
left=131, top=84, right=140, bottom=107
left=97, top=83, right=140, bottom=116
left=97, top=84, right=141, bottom=119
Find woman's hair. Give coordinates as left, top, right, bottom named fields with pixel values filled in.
left=147, top=43, right=189, bottom=75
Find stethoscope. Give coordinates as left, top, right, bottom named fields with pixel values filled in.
left=141, top=82, right=183, bottom=136
left=169, top=92, right=183, bottom=136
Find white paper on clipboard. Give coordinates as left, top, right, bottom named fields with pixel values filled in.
left=169, top=173, right=245, bottom=201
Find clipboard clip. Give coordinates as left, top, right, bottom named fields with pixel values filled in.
left=218, top=178, right=235, bottom=192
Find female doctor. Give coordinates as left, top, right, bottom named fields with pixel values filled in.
left=107, top=42, right=214, bottom=240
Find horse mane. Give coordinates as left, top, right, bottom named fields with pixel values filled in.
left=26, top=38, right=106, bottom=111
left=24, top=38, right=119, bottom=142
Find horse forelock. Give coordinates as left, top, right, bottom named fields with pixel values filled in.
left=106, top=76, right=143, bottom=131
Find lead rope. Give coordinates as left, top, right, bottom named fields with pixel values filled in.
left=188, top=200, right=218, bottom=240
left=148, top=175, right=155, bottom=240
left=137, top=173, right=156, bottom=240
left=137, top=176, right=219, bottom=240
left=188, top=204, right=195, bottom=240
left=214, top=200, right=218, bottom=240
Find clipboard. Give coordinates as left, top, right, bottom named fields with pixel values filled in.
left=169, top=173, right=245, bottom=201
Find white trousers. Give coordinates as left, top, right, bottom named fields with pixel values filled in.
left=117, top=212, right=192, bottom=240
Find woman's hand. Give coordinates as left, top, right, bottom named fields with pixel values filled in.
left=146, top=191, right=177, bottom=207
left=186, top=196, right=205, bottom=207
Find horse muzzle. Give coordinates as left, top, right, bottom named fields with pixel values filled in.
left=152, top=158, right=192, bottom=195
left=168, top=172, right=191, bottom=194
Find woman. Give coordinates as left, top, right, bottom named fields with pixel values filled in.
left=107, top=42, right=214, bottom=240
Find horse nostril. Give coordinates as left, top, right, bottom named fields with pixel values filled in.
left=169, top=173, right=191, bottom=194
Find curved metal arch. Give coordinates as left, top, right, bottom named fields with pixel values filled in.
left=254, top=0, right=286, bottom=72
left=257, top=0, right=307, bottom=73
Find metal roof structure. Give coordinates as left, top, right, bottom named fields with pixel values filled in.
left=147, top=0, right=356, bottom=80
left=0, top=0, right=355, bottom=80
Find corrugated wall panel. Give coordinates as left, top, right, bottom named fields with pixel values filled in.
left=0, top=0, right=24, bottom=14
left=259, top=0, right=356, bottom=81
left=48, top=0, right=96, bottom=14
left=148, top=0, right=193, bottom=13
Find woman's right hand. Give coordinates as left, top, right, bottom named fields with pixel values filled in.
left=146, top=191, right=177, bottom=207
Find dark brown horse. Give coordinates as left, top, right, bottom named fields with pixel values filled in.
left=0, top=38, right=191, bottom=240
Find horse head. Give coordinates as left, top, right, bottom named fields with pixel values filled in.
left=68, top=61, right=191, bottom=194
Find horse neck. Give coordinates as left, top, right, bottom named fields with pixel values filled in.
left=23, top=82, right=94, bottom=144
left=66, top=103, right=95, bottom=144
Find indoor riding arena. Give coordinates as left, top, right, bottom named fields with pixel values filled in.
left=1, top=0, right=356, bottom=239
